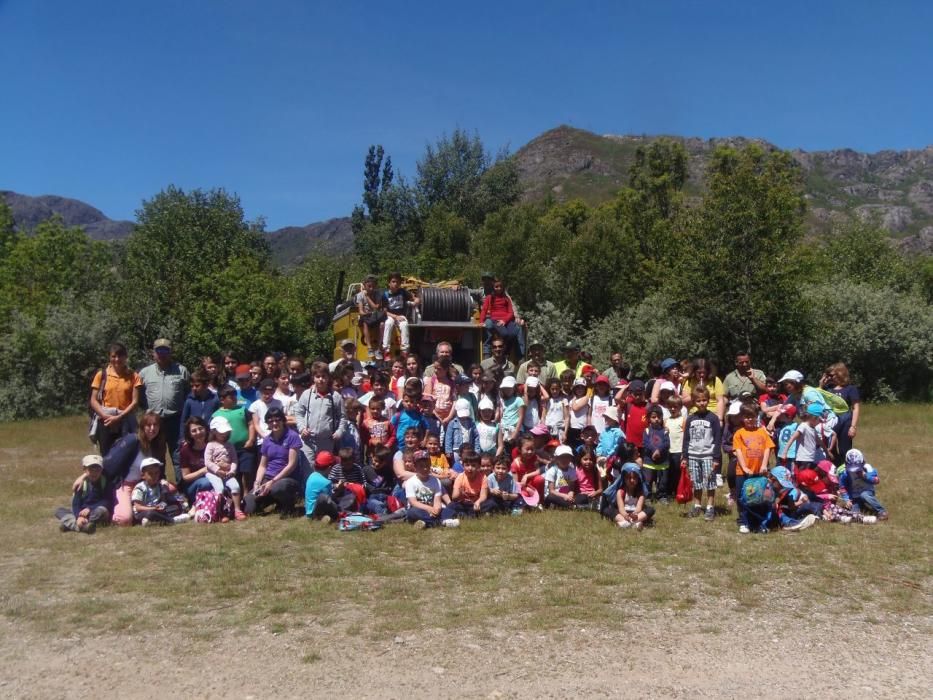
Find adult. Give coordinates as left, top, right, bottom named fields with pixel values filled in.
left=178, top=416, right=214, bottom=502
left=328, top=339, right=363, bottom=375
left=778, top=370, right=824, bottom=412
left=723, top=352, right=767, bottom=401
left=553, top=342, right=585, bottom=380
left=139, top=338, right=190, bottom=479
left=516, top=341, right=557, bottom=385
left=245, top=407, right=302, bottom=517
left=480, top=337, right=517, bottom=377
left=422, top=341, right=464, bottom=379
left=480, top=277, right=525, bottom=359
left=650, top=357, right=681, bottom=404
left=681, top=357, right=726, bottom=422
left=222, top=351, right=239, bottom=389
left=820, top=362, right=861, bottom=461
left=261, top=354, right=279, bottom=379
left=89, top=342, right=142, bottom=456
left=101, top=412, right=166, bottom=526
left=603, top=351, right=631, bottom=390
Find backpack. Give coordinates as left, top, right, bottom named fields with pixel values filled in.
left=337, top=512, right=382, bottom=532
left=193, top=489, right=234, bottom=523
left=740, top=476, right=775, bottom=508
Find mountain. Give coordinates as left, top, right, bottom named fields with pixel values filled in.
left=266, top=217, right=353, bottom=267
left=1, top=190, right=135, bottom=240
left=514, top=125, right=933, bottom=253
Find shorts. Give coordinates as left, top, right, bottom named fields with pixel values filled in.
left=688, top=457, right=716, bottom=491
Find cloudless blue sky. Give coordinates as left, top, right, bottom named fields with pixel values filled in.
left=2, top=0, right=931, bottom=229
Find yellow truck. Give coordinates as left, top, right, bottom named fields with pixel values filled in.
left=332, top=275, right=515, bottom=369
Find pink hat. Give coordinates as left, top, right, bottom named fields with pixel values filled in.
left=520, top=485, right=540, bottom=508
left=530, top=423, right=550, bottom=436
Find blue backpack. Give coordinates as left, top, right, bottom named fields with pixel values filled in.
left=740, top=476, right=775, bottom=508
left=337, top=512, right=383, bottom=532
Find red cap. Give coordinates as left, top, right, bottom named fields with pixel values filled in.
left=581, top=364, right=595, bottom=375
left=782, top=405, right=797, bottom=419
left=595, top=374, right=610, bottom=385
left=315, top=451, right=336, bottom=468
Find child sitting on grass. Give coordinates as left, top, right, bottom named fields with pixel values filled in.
left=132, top=458, right=190, bottom=526
left=574, top=451, right=603, bottom=509
left=487, top=454, right=522, bottom=513
left=405, top=450, right=459, bottom=529
left=614, top=463, right=653, bottom=530
left=55, top=454, right=113, bottom=534
left=838, top=449, right=888, bottom=521
left=767, top=466, right=820, bottom=531
left=542, top=444, right=577, bottom=509
left=441, top=448, right=493, bottom=518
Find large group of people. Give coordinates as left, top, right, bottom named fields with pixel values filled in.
left=59, top=276, right=885, bottom=535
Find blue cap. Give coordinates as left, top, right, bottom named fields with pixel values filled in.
left=806, top=403, right=824, bottom=418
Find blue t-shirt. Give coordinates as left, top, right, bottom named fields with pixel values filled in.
left=597, top=426, right=624, bottom=457
left=304, top=471, right=333, bottom=515
left=777, top=423, right=798, bottom=460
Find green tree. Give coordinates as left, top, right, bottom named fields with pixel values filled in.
left=811, top=221, right=913, bottom=292
left=672, top=144, right=807, bottom=367
left=0, top=200, right=17, bottom=262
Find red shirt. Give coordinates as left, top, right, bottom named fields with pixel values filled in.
left=623, top=400, right=648, bottom=447
left=510, top=455, right=538, bottom=481
left=481, top=293, right=515, bottom=324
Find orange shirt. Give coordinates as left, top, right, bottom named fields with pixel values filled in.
left=91, top=366, right=142, bottom=410
left=429, top=453, right=450, bottom=477
left=453, top=471, right=485, bottom=502
left=733, top=427, right=775, bottom=475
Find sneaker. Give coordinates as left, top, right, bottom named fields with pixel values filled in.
left=413, top=519, right=427, bottom=530
left=877, top=512, right=889, bottom=521
left=784, top=514, right=817, bottom=532
left=140, top=517, right=151, bottom=528
left=704, top=507, right=715, bottom=522
left=758, top=525, right=770, bottom=534
left=862, top=515, right=877, bottom=524
left=59, top=521, right=70, bottom=532
left=634, top=521, right=644, bottom=530
left=838, top=515, right=853, bottom=524
left=442, top=518, right=460, bottom=528
left=510, top=508, right=523, bottom=516
left=688, top=505, right=703, bottom=518
left=234, top=510, right=247, bottom=522
left=319, top=515, right=332, bottom=525
left=738, top=525, right=750, bottom=534
left=617, top=520, right=632, bottom=529
left=173, top=513, right=192, bottom=524
left=658, top=496, right=671, bottom=505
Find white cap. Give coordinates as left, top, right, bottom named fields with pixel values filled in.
left=454, top=398, right=472, bottom=418
left=209, top=416, right=232, bottom=433
left=81, top=454, right=103, bottom=469
left=555, top=445, right=573, bottom=458
left=351, top=372, right=364, bottom=386
left=778, top=370, right=803, bottom=384
left=478, top=397, right=495, bottom=412
left=727, top=400, right=742, bottom=416
left=140, top=457, right=162, bottom=471
left=500, top=376, right=517, bottom=389
left=525, top=376, right=540, bottom=388
left=604, top=406, right=620, bottom=424
left=573, top=377, right=587, bottom=387
left=659, top=380, right=676, bottom=392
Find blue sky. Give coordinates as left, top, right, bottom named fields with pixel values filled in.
left=2, top=0, right=931, bottom=230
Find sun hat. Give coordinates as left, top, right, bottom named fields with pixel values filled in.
left=660, top=358, right=678, bottom=373
left=778, top=370, right=803, bottom=384
left=520, top=485, right=540, bottom=508
left=340, top=338, right=356, bottom=349
left=530, top=423, right=549, bottom=436
left=81, top=454, right=103, bottom=469
left=727, top=400, right=742, bottom=416
left=782, top=404, right=797, bottom=419
left=628, top=379, right=646, bottom=392
left=153, top=338, right=171, bottom=350
left=604, top=406, right=620, bottom=424
left=845, top=449, right=865, bottom=469
left=235, top=364, right=251, bottom=379
left=413, top=449, right=430, bottom=462
left=595, top=374, right=610, bottom=385
left=209, top=416, right=232, bottom=433
left=572, top=377, right=587, bottom=387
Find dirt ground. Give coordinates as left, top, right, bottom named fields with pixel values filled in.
left=1, top=605, right=929, bottom=699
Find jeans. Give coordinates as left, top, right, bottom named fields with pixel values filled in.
left=853, top=491, right=886, bottom=515
left=483, top=319, right=525, bottom=358
left=440, top=500, right=495, bottom=519
left=641, top=467, right=669, bottom=500
left=308, top=494, right=340, bottom=520
left=160, top=413, right=183, bottom=482
left=184, top=476, right=214, bottom=502
left=406, top=507, right=442, bottom=527
left=244, top=477, right=300, bottom=515
left=55, top=505, right=110, bottom=532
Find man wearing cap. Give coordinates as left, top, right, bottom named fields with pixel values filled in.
left=553, top=342, right=585, bottom=379
left=139, top=338, right=190, bottom=475
left=515, top=341, right=557, bottom=385
left=329, top=339, right=363, bottom=375
left=603, top=352, right=631, bottom=390
left=724, top=352, right=767, bottom=400
left=480, top=277, right=525, bottom=360
left=480, top=336, right=517, bottom=376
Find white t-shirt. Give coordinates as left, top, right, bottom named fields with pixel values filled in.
left=545, top=396, right=567, bottom=433
left=403, top=475, right=443, bottom=506
left=590, top=394, right=612, bottom=433
left=794, top=422, right=820, bottom=462
left=477, top=421, right=500, bottom=453
left=543, top=464, right=576, bottom=496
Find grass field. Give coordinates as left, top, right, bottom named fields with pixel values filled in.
left=0, top=406, right=930, bottom=697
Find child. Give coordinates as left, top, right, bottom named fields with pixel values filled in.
left=328, top=446, right=371, bottom=512
left=356, top=274, right=385, bottom=360
left=521, top=377, right=544, bottom=432
left=213, top=385, right=257, bottom=493
left=773, top=405, right=799, bottom=467
left=337, top=398, right=363, bottom=465
left=405, top=450, right=460, bottom=529
left=838, top=449, right=888, bottom=521
left=498, top=376, right=525, bottom=455
left=420, top=394, right=442, bottom=441
left=542, top=444, right=577, bottom=509
left=767, top=466, right=820, bottom=531
left=567, top=378, right=590, bottom=449
left=441, top=448, right=493, bottom=518
left=641, top=405, right=671, bottom=502
left=425, top=433, right=454, bottom=492
left=544, top=377, right=569, bottom=443
left=250, top=378, right=283, bottom=446
left=305, top=450, right=338, bottom=522
left=479, top=452, right=496, bottom=477
left=620, top=379, right=649, bottom=453
left=444, top=398, right=480, bottom=465
left=273, top=369, right=296, bottom=415
left=665, top=395, right=686, bottom=506
left=511, top=435, right=544, bottom=494
left=682, top=386, right=722, bottom=521
left=390, top=390, right=429, bottom=446
left=476, top=397, right=502, bottom=457
left=361, top=397, right=394, bottom=463
left=596, top=407, right=624, bottom=464
left=614, top=464, right=654, bottom=530
left=733, top=405, right=775, bottom=533
left=55, top=454, right=113, bottom=533
left=721, top=401, right=742, bottom=509
left=205, top=416, right=246, bottom=520
left=589, top=375, right=614, bottom=434
left=487, top=455, right=522, bottom=513
left=576, top=425, right=599, bottom=458
left=779, top=403, right=827, bottom=471
left=574, top=452, right=603, bottom=509
left=180, top=370, right=221, bottom=429
left=132, top=458, right=190, bottom=526
left=382, top=271, right=415, bottom=356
